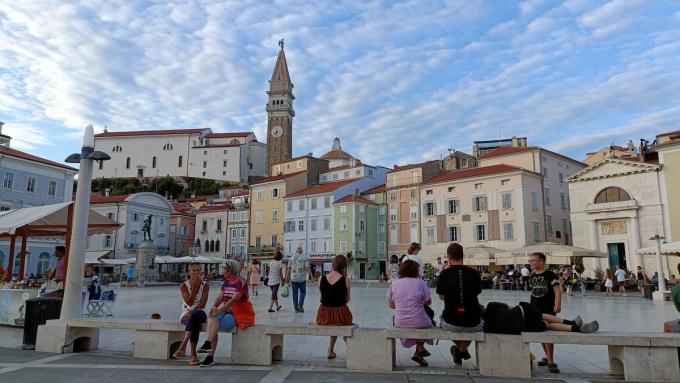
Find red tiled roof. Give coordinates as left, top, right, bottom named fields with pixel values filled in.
left=197, top=203, right=232, bottom=212
left=90, top=194, right=131, bottom=204
left=334, top=195, right=378, bottom=205
left=424, top=164, right=524, bottom=185
left=285, top=179, right=357, bottom=198
left=250, top=171, right=306, bottom=185
left=233, top=190, right=250, bottom=196
left=95, top=128, right=205, bottom=138
left=180, top=195, right=216, bottom=202
left=657, top=129, right=680, bottom=138
left=360, top=184, right=386, bottom=195
left=0, top=146, right=78, bottom=172
left=478, top=146, right=533, bottom=159
left=206, top=132, right=251, bottom=138
left=388, top=160, right=440, bottom=173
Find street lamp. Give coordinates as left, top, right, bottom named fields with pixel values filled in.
left=649, top=233, right=667, bottom=300
left=61, top=125, right=110, bottom=320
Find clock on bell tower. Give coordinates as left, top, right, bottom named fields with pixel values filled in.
left=265, top=39, right=294, bottom=175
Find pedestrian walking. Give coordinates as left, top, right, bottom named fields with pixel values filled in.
left=286, top=246, right=315, bottom=313
left=604, top=269, right=614, bottom=296
left=614, top=265, right=627, bottom=296
left=248, top=260, right=261, bottom=296
left=316, top=255, right=353, bottom=360
left=267, top=252, right=284, bottom=312
left=388, top=255, right=399, bottom=283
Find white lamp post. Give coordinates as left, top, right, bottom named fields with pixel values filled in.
left=61, top=125, right=110, bottom=319
left=650, top=233, right=667, bottom=301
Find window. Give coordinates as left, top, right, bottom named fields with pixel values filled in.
left=322, top=175, right=327, bottom=181
left=284, top=221, right=295, bottom=233
left=339, top=241, right=348, bottom=253
left=390, top=206, right=397, bottom=222
left=547, top=215, right=553, bottom=233
left=359, top=219, right=365, bottom=231
left=323, top=217, right=330, bottom=230
left=255, top=211, right=262, bottom=224
left=126, top=157, right=131, bottom=169
left=389, top=192, right=397, bottom=201
left=425, top=189, right=433, bottom=195
left=378, top=241, right=386, bottom=253
left=448, top=186, right=455, bottom=192
left=426, top=227, right=435, bottom=244
left=502, top=192, right=512, bottom=209
left=411, top=171, right=418, bottom=183
left=563, top=219, right=569, bottom=236
left=503, top=223, right=513, bottom=240
left=378, top=222, right=385, bottom=233
left=311, top=198, right=317, bottom=210
left=560, top=193, right=566, bottom=209
left=231, top=228, right=238, bottom=238
left=344, top=171, right=350, bottom=178
left=255, top=236, right=261, bottom=248
left=178, top=156, right=183, bottom=167
left=390, top=226, right=397, bottom=245
left=202, top=161, right=207, bottom=169
left=311, top=218, right=317, bottom=231
left=0, top=206, right=10, bottom=211
left=424, top=202, right=436, bottom=216
left=133, top=212, right=140, bottom=221
left=48, top=180, right=57, bottom=196
left=501, top=179, right=510, bottom=185
left=106, top=212, right=115, bottom=220
left=271, top=235, right=277, bottom=247
left=257, top=191, right=263, bottom=201
left=533, top=222, right=540, bottom=241
left=298, top=220, right=304, bottom=231
left=216, top=219, right=222, bottom=231
left=202, top=219, right=207, bottom=232
left=298, top=200, right=305, bottom=211
left=340, top=205, right=347, bottom=213
left=359, top=204, right=365, bottom=213
left=544, top=189, right=551, bottom=206
left=410, top=203, right=418, bottom=220
left=473, top=196, right=488, bottom=212
left=104, top=235, right=112, bottom=248
left=474, top=183, right=483, bottom=189
left=152, top=156, right=157, bottom=168
left=37, top=252, right=51, bottom=275
left=271, top=209, right=278, bottom=222
left=3, top=172, right=13, bottom=189
left=411, top=189, right=417, bottom=198
left=531, top=192, right=538, bottom=211
left=203, top=150, right=208, bottom=155
left=181, top=226, right=188, bottom=236
left=595, top=187, right=631, bottom=203
left=379, top=206, right=386, bottom=215
left=340, top=219, right=348, bottom=232
left=448, top=226, right=459, bottom=242
left=410, top=224, right=418, bottom=242
left=324, top=196, right=330, bottom=208
left=475, top=224, right=487, bottom=241
left=559, top=172, right=564, bottom=183
left=310, top=240, right=317, bottom=253
left=272, top=188, right=279, bottom=198
left=542, top=166, right=548, bottom=177
left=224, top=149, right=228, bottom=154
left=358, top=240, right=365, bottom=252
left=26, top=177, right=36, bottom=193
left=297, top=160, right=302, bottom=168
left=286, top=200, right=293, bottom=212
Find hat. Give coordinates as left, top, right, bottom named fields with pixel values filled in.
left=92, top=275, right=99, bottom=281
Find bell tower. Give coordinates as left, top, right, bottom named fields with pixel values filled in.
left=265, top=39, right=294, bottom=175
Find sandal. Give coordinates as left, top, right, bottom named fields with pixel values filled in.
left=327, top=351, right=336, bottom=360
left=189, top=358, right=200, bottom=366
left=172, top=350, right=185, bottom=359
left=411, top=355, right=428, bottom=367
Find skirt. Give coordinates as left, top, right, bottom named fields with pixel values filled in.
left=316, top=304, right=353, bottom=326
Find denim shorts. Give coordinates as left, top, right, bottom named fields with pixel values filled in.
left=212, top=312, right=236, bottom=331
left=440, top=316, right=484, bottom=332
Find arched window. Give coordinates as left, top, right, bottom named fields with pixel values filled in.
left=215, top=239, right=220, bottom=252
left=152, top=156, right=157, bottom=169
left=178, top=155, right=183, bottom=168
left=0, top=250, right=5, bottom=268
left=230, top=139, right=240, bottom=144
left=37, top=252, right=51, bottom=275
left=595, top=187, right=631, bottom=204
left=210, top=240, right=215, bottom=252
left=205, top=240, right=210, bottom=252
left=126, top=157, right=131, bottom=169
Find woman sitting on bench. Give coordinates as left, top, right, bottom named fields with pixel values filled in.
left=173, top=263, right=210, bottom=365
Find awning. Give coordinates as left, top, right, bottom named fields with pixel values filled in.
left=154, top=256, right=177, bottom=264
left=636, top=241, right=680, bottom=256
left=0, top=202, right=121, bottom=237
left=167, top=255, right=224, bottom=264
left=495, top=242, right=607, bottom=265
left=84, top=250, right=113, bottom=264
left=102, top=259, right=128, bottom=266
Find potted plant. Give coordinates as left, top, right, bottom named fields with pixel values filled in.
left=594, top=267, right=604, bottom=292
left=424, top=264, right=437, bottom=288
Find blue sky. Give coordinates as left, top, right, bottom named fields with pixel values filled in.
left=1, top=0, right=679, bottom=169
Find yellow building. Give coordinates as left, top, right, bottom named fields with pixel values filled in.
left=655, top=130, right=680, bottom=275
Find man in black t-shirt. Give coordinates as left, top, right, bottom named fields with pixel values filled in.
left=436, top=243, right=482, bottom=366
left=529, top=252, right=562, bottom=373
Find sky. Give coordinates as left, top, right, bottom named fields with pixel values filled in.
left=1, top=0, right=679, bottom=169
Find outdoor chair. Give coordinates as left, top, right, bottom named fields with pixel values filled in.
left=87, top=290, right=116, bottom=317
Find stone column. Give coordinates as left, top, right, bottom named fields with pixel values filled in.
left=630, top=216, right=642, bottom=268
left=590, top=220, right=605, bottom=270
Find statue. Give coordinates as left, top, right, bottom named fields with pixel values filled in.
left=278, top=38, right=284, bottom=50
left=142, top=214, right=153, bottom=242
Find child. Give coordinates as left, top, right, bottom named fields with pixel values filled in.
left=604, top=270, right=614, bottom=297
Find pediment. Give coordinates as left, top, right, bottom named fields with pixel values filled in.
left=567, top=158, right=659, bottom=182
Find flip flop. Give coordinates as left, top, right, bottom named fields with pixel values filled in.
left=189, top=359, right=200, bottom=366
left=327, top=351, right=336, bottom=360
left=172, top=351, right=185, bottom=360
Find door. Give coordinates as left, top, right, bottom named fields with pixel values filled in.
left=359, top=262, right=366, bottom=279
left=137, top=168, right=144, bottom=177
left=607, top=243, right=627, bottom=269
left=379, top=261, right=386, bottom=277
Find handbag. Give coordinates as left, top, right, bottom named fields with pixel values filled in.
left=281, top=283, right=289, bottom=298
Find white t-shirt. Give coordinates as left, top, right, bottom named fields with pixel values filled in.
left=614, top=269, right=626, bottom=282
left=521, top=267, right=530, bottom=277
left=404, top=254, right=423, bottom=276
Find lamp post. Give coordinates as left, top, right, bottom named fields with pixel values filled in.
left=61, top=125, right=110, bottom=320
left=650, top=233, right=667, bottom=300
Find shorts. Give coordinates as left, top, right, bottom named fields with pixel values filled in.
left=211, top=312, right=236, bottom=331
left=440, top=317, right=484, bottom=332
left=518, top=302, right=548, bottom=332
left=269, top=283, right=280, bottom=300
left=618, top=281, right=625, bottom=287
left=670, top=319, right=680, bottom=333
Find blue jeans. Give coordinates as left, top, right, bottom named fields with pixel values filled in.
left=291, top=281, right=306, bottom=308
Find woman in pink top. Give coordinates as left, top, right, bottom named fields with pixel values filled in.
left=387, top=260, right=433, bottom=366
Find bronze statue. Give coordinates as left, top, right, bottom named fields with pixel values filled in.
left=278, top=38, right=284, bottom=49
left=142, top=214, right=153, bottom=241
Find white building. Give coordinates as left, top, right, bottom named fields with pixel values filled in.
left=227, top=191, right=249, bottom=260
left=567, top=158, right=669, bottom=276
left=87, top=192, right=172, bottom=259
left=282, top=177, right=384, bottom=258
left=194, top=203, right=230, bottom=258
left=93, top=128, right=266, bottom=183
left=319, top=161, right=388, bottom=184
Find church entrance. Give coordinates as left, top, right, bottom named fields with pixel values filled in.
left=607, top=243, right=627, bottom=270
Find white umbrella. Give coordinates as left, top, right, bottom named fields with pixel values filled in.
left=635, top=241, right=680, bottom=256
left=463, top=246, right=504, bottom=266
left=494, top=242, right=607, bottom=265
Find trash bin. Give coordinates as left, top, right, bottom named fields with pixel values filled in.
left=22, top=297, right=62, bottom=349
left=643, top=283, right=655, bottom=300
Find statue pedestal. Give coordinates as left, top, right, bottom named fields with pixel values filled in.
left=135, top=241, right=156, bottom=285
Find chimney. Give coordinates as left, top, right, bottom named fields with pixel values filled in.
left=105, top=187, right=111, bottom=197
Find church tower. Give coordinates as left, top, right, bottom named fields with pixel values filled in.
left=265, top=40, right=294, bottom=175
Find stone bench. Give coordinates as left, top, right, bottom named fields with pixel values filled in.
left=36, top=318, right=236, bottom=360
left=231, top=323, right=356, bottom=366
left=522, top=331, right=680, bottom=382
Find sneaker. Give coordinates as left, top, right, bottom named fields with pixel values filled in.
left=580, top=320, right=599, bottom=334
left=421, top=349, right=431, bottom=357
left=411, top=355, right=428, bottom=366
left=197, top=341, right=212, bottom=353
left=548, top=362, right=560, bottom=373
left=461, top=350, right=471, bottom=360
left=573, top=316, right=583, bottom=328
left=294, top=306, right=300, bottom=313
left=298, top=306, right=304, bottom=313
left=537, top=357, right=549, bottom=367
left=450, top=345, right=463, bottom=365
left=199, top=355, right=215, bottom=367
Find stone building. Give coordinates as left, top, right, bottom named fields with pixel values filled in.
left=265, top=44, right=294, bottom=174
left=227, top=191, right=250, bottom=260
left=169, top=202, right=195, bottom=257
left=194, top=203, right=230, bottom=258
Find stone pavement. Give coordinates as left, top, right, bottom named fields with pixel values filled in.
left=0, top=282, right=677, bottom=380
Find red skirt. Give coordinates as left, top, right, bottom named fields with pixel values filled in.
left=316, top=304, right=353, bottom=326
